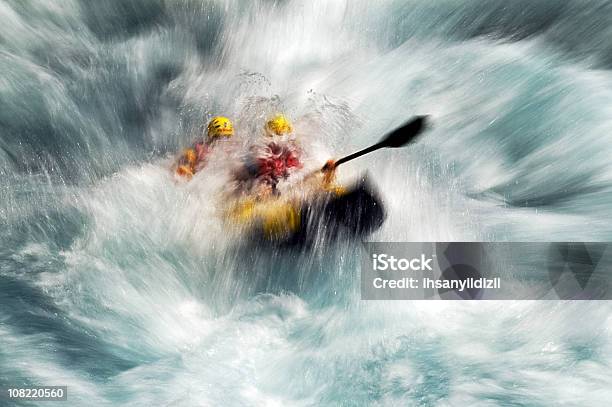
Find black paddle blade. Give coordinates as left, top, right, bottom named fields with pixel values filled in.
left=379, top=115, right=429, bottom=148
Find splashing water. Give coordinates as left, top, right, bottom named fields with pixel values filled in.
left=2, top=1, right=612, bottom=405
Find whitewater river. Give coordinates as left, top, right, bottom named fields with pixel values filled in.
left=2, top=1, right=612, bottom=405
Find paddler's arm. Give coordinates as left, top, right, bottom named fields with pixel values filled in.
left=174, top=148, right=197, bottom=179
left=321, top=159, right=336, bottom=172
left=176, top=164, right=194, bottom=178
left=299, top=159, right=336, bottom=182
left=321, top=159, right=337, bottom=187
left=290, top=159, right=337, bottom=195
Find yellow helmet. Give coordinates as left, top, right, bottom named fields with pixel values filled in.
left=265, top=114, right=292, bottom=136
left=207, top=116, right=234, bottom=138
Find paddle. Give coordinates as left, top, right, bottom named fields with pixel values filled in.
left=322, top=115, right=429, bottom=171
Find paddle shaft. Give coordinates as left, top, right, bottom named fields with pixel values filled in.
left=325, top=116, right=428, bottom=170
left=334, top=142, right=384, bottom=167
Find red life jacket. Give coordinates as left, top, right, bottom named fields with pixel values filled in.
left=256, top=141, right=303, bottom=184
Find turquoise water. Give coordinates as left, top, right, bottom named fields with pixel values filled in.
left=2, top=1, right=612, bottom=405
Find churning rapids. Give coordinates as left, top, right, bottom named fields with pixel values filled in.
left=2, top=1, right=612, bottom=405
